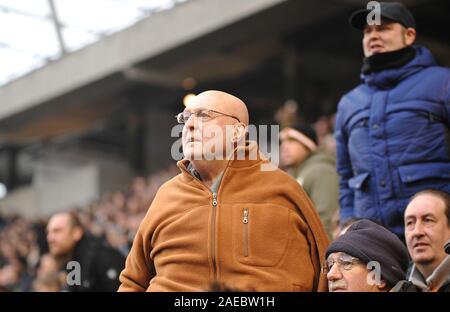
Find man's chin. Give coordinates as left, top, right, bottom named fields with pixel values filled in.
left=412, top=253, right=433, bottom=266
left=281, top=161, right=294, bottom=168
left=330, top=288, right=348, bottom=292
left=370, top=49, right=384, bottom=55
left=184, top=152, right=204, bottom=161
left=49, top=250, right=63, bottom=258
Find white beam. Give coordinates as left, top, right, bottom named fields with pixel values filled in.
left=0, top=0, right=286, bottom=121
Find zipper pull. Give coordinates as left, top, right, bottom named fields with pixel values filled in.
left=212, top=192, right=217, bottom=207
left=242, top=208, right=249, bottom=224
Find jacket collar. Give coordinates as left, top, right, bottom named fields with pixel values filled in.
left=287, top=153, right=314, bottom=179
left=177, top=141, right=268, bottom=188
left=408, top=255, right=450, bottom=291
left=361, top=45, right=436, bottom=89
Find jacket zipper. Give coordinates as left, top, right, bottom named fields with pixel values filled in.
left=211, top=192, right=218, bottom=280
left=242, top=208, right=249, bottom=257
left=179, top=164, right=228, bottom=283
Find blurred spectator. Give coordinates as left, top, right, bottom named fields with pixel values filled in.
left=105, top=223, right=130, bottom=257
left=32, top=273, right=64, bottom=292
left=274, top=100, right=301, bottom=128
left=280, top=124, right=339, bottom=239
left=0, top=217, right=38, bottom=291
left=36, top=253, right=60, bottom=280
left=46, top=211, right=125, bottom=292
left=313, top=114, right=336, bottom=156
left=33, top=253, right=65, bottom=292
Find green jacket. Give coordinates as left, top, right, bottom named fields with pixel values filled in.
left=289, top=152, right=339, bottom=239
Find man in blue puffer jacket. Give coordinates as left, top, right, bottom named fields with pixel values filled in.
left=335, top=2, right=450, bottom=240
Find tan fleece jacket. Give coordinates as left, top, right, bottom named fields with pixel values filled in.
left=118, top=141, right=329, bottom=292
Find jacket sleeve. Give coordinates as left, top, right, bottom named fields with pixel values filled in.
left=302, top=164, right=339, bottom=238
left=335, top=103, right=355, bottom=223
left=93, top=247, right=126, bottom=292
left=118, top=226, right=155, bottom=292
left=284, top=177, right=330, bottom=292
left=446, top=72, right=450, bottom=128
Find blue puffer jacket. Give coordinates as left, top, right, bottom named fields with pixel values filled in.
left=335, top=45, right=450, bottom=237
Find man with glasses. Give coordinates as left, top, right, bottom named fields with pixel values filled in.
left=119, top=90, right=329, bottom=291
left=325, top=219, right=409, bottom=292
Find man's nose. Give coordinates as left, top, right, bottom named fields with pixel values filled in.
left=280, top=139, right=290, bottom=149
left=367, top=29, right=381, bottom=40
left=184, top=113, right=197, bottom=130
left=326, top=263, right=342, bottom=281
left=411, top=221, right=425, bottom=237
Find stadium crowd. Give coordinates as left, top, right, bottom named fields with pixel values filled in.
left=0, top=166, right=178, bottom=291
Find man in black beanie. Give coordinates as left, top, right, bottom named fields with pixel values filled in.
left=280, top=124, right=339, bottom=239
left=325, top=219, right=409, bottom=292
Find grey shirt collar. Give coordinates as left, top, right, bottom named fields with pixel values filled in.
left=408, top=255, right=450, bottom=291
left=186, top=162, right=224, bottom=193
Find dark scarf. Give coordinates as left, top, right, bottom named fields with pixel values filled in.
left=362, top=46, right=416, bottom=74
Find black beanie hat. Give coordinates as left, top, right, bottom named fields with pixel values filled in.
left=291, top=124, right=318, bottom=145
left=325, top=219, right=410, bottom=287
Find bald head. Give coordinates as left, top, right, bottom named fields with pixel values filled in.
left=182, top=90, right=249, bottom=162
left=191, top=90, right=249, bottom=126
left=50, top=211, right=83, bottom=229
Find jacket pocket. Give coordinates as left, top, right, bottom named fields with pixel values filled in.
left=398, top=162, right=450, bottom=183
left=348, top=172, right=370, bottom=190
left=348, top=172, right=373, bottom=218
left=232, top=204, right=290, bottom=267
left=398, top=162, right=450, bottom=199
left=242, top=208, right=249, bottom=257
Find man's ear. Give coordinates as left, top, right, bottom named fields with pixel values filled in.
left=405, top=27, right=416, bottom=46
left=72, top=227, right=84, bottom=242
left=231, top=123, right=247, bottom=143
left=377, top=279, right=387, bottom=291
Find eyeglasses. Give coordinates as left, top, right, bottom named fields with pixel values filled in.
left=175, top=109, right=240, bottom=124
left=322, top=254, right=361, bottom=274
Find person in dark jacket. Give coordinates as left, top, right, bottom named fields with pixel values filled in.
left=47, top=211, right=125, bottom=291
left=392, top=190, right=450, bottom=292
left=335, top=2, right=450, bottom=240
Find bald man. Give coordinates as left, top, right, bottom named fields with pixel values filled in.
left=119, top=90, right=329, bottom=292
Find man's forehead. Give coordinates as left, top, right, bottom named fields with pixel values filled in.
left=405, top=208, right=439, bottom=219
left=405, top=195, right=445, bottom=218
left=184, top=105, right=208, bottom=112
left=185, top=93, right=219, bottom=110
left=48, top=214, right=70, bottom=228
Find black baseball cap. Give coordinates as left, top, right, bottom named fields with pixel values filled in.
left=349, top=2, right=416, bottom=30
